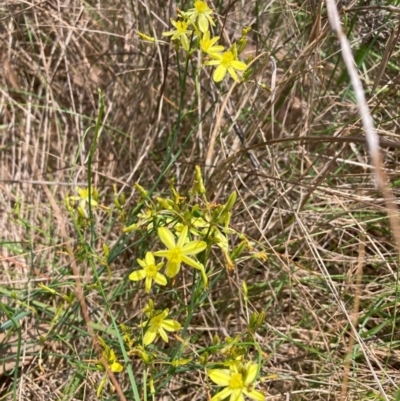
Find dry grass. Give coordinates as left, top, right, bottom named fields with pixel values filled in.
left=1, top=0, right=400, bottom=400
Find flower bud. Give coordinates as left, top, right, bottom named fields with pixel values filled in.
left=102, top=243, right=109, bottom=257
left=194, top=165, right=206, bottom=194
left=225, top=191, right=237, bottom=212
left=134, top=183, right=148, bottom=198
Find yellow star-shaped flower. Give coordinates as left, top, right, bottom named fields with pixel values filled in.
left=186, top=0, right=215, bottom=33
left=208, top=362, right=265, bottom=401
left=205, top=50, right=247, bottom=82
left=200, top=31, right=224, bottom=59
left=154, top=226, right=207, bottom=284
left=140, top=308, right=181, bottom=345
left=129, top=252, right=167, bottom=293
left=163, top=19, right=193, bottom=51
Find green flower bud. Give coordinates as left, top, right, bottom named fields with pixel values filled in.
left=231, top=240, right=247, bottom=261
left=212, top=335, right=220, bottom=346
left=249, top=311, right=258, bottom=330
left=237, top=37, right=248, bottom=55
left=156, top=197, right=174, bottom=210
left=102, top=243, right=109, bottom=257
left=257, top=311, right=266, bottom=328
left=194, top=165, right=206, bottom=194
left=225, top=191, right=237, bottom=212
left=119, top=193, right=126, bottom=206
left=123, top=223, right=138, bottom=233
left=242, top=281, right=248, bottom=300
left=135, top=183, right=148, bottom=198
left=199, top=352, right=209, bottom=366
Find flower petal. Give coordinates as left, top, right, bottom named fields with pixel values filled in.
left=202, top=30, right=210, bottom=42
left=198, top=13, right=208, bottom=33
left=162, top=30, right=176, bottom=37
left=153, top=250, right=169, bottom=257
left=145, top=251, right=155, bottom=265
left=165, top=261, right=181, bottom=278
left=243, top=389, right=265, bottom=401
left=154, top=272, right=167, bottom=286
left=231, top=60, right=247, bottom=71
left=244, top=363, right=258, bottom=385
left=227, top=66, right=239, bottom=82
left=110, top=361, right=124, bottom=373
left=161, top=319, right=181, bottom=332
left=158, top=327, right=169, bottom=342
left=145, top=277, right=153, bottom=293
left=158, top=227, right=176, bottom=249
left=129, top=269, right=146, bottom=281
left=143, top=330, right=157, bottom=345
left=205, top=59, right=222, bottom=66
left=137, top=258, right=147, bottom=268
left=209, top=36, right=220, bottom=46
left=181, top=240, right=206, bottom=255
left=230, top=390, right=244, bottom=401
left=208, top=47, right=225, bottom=57
left=181, top=254, right=204, bottom=270
left=208, top=369, right=231, bottom=386
left=181, top=34, right=190, bottom=51
left=213, top=65, right=227, bottom=82
left=206, top=14, right=216, bottom=27
left=211, top=387, right=233, bottom=401
left=177, top=226, right=189, bottom=248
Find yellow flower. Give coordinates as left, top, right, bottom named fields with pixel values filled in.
left=154, top=226, right=207, bottom=279
left=187, top=0, right=215, bottom=33
left=162, top=19, right=192, bottom=51
left=68, top=186, right=98, bottom=218
left=75, top=186, right=98, bottom=206
left=105, top=348, right=124, bottom=373
left=200, top=31, right=224, bottom=59
left=129, top=252, right=167, bottom=293
left=208, top=362, right=265, bottom=401
left=140, top=308, right=181, bottom=345
left=97, top=337, right=123, bottom=373
left=205, top=50, right=247, bottom=82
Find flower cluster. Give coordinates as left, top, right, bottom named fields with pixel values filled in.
left=123, top=164, right=265, bottom=401
left=140, top=0, right=249, bottom=83
left=128, top=209, right=208, bottom=346
left=126, top=167, right=245, bottom=350
left=63, top=163, right=267, bottom=400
